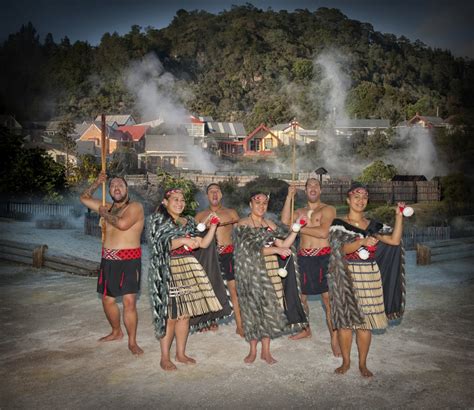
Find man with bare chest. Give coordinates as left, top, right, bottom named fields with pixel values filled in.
left=281, top=178, right=341, bottom=357
left=80, top=172, right=144, bottom=355
left=195, top=183, right=243, bottom=336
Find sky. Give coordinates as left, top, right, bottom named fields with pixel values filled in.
left=2, top=0, right=474, bottom=58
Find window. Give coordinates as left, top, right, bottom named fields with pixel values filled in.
left=250, top=139, right=261, bottom=151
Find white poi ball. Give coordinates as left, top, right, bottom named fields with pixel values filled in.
left=358, top=248, right=370, bottom=260
left=197, top=223, right=206, bottom=232
left=292, top=223, right=301, bottom=233
left=402, top=206, right=414, bottom=217
left=277, top=268, right=288, bottom=278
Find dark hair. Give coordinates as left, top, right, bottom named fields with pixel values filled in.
left=155, top=203, right=173, bottom=222
left=206, top=183, right=221, bottom=193
left=305, top=178, right=320, bottom=188
left=347, top=182, right=369, bottom=197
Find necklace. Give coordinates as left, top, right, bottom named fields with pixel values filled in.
left=347, top=215, right=364, bottom=228
left=250, top=214, right=267, bottom=228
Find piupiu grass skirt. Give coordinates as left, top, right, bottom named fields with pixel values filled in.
left=264, top=255, right=284, bottom=308
left=169, top=255, right=223, bottom=319
left=346, top=259, right=388, bottom=330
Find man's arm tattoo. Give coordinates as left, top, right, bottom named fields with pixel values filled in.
left=100, top=212, right=120, bottom=228
left=82, top=181, right=100, bottom=199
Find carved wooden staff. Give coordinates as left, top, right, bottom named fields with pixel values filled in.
left=290, top=118, right=298, bottom=223
left=100, top=114, right=106, bottom=244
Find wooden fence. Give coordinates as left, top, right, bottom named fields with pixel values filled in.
left=124, top=174, right=440, bottom=204
left=0, top=201, right=79, bottom=218
left=402, top=226, right=450, bottom=250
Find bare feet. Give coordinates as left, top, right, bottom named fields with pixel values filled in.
left=236, top=327, right=245, bottom=338
left=359, top=365, right=373, bottom=377
left=99, top=330, right=123, bottom=342
left=175, top=354, right=196, bottom=364
left=160, top=359, right=177, bottom=371
left=335, top=363, right=350, bottom=374
left=209, top=323, right=219, bottom=332
left=261, top=352, right=277, bottom=365
left=128, top=343, right=144, bottom=356
left=331, top=336, right=342, bottom=357
left=289, top=327, right=311, bottom=340
left=244, top=350, right=257, bottom=364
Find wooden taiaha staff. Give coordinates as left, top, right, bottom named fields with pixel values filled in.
left=100, top=113, right=106, bottom=244
left=290, top=118, right=298, bottom=223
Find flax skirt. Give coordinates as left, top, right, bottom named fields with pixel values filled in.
left=264, top=255, right=284, bottom=308
left=169, top=255, right=223, bottom=319
left=347, top=259, right=388, bottom=330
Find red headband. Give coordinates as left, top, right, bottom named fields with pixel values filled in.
left=348, top=187, right=368, bottom=197
left=165, top=188, right=183, bottom=198
left=251, top=193, right=270, bottom=201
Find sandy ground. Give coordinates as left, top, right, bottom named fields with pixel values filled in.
left=0, top=219, right=473, bottom=409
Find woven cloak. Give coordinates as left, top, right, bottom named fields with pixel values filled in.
left=148, top=212, right=231, bottom=339
left=328, top=218, right=406, bottom=330
left=233, top=225, right=307, bottom=342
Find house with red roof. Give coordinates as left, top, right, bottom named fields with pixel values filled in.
left=117, top=125, right=149, bottom=153
left=216, top=124, right=281, bottom=159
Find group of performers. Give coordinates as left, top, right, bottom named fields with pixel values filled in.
left=80, top=174, right=406, bottom=377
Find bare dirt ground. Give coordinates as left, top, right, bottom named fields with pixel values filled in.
left=0, top=219, right=473, bottom=409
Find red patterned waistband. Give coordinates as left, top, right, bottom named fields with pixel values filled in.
left=102, top=247, right=142, bottom=260
left=170, top=247, right=193, bottom=256
left=297, top=247, right=331, bottom=257
left=217, top=244, right=234, bottom=255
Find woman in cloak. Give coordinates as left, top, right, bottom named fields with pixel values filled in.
left=233, top=192, right=308, bottom=364
left=328, top=182, right=406, bottom=377
left=148, top=188, right=230, bottom=371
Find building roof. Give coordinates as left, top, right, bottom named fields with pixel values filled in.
left=0, top=115, right=22, bottom=129
left=190, top=115, right=205, bottom=124
left=391, top=175, right=427, bottom=181
left=197, top=115, right=214, bottom=122
left=94, top=114, right=136, bottom=126
left=271, top=123, right=292, bottom=131
left=145, top=134, right=189, bottom=153
left=117, top=125, right=148, bottom=141
left=335, top=119, right=390, bottom=128
left=136, top=118, right=163, bottom=128
left=74, top=122, right=92, bottom=138
left=207, top=122, right=246, bottom=136
left=244, top=124, right=282, bottom=145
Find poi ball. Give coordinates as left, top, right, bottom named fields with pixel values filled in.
left=197, top=223, right=206, bottom=232
left=292, top=223, right=301, bottom=233
left=402, top=206, right=414, bottom=217
left=358, top=248, right=370, bottom=260
left=277, top=268, right=288, bottom=278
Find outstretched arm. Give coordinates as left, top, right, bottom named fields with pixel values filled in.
left=377, top=204, right=404, bottom=245
left=281, top=185, right=299, bottom=226
left=80, top=171, right=108, bottom=212
left=274, top=230, right=299, bottom=248
left=199, top=219, right=219, bottom=248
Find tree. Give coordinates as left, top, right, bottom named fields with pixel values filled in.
left=155, top=168, right=199, bottom=216
left=355, top=128, right=391, bottom=159
left=57, top=118, right=76, bottom=179
left=69, top=154, right=100, bottom=185
left=358, top=160, right=397, bottom=183
left=0, top=127, right=66, bottom=197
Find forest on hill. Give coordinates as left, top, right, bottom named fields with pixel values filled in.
left=0, top=5, right=473, bottom=129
